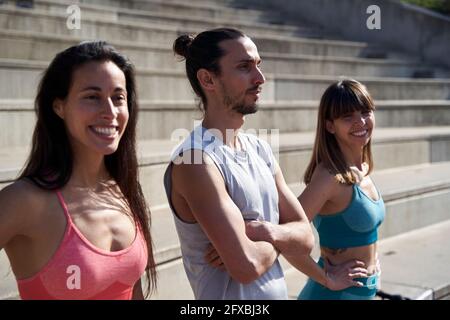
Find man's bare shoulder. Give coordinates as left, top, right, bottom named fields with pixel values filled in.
left=172, top=149, right=215, bottom=167
left=171, top=149, right=223, bottom=193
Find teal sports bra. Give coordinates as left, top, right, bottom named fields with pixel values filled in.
left=313, top=182, right=385, bottom=249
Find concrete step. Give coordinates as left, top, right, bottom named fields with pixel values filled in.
left=0, top=5, right=321, bottom=43
left=376, top=220, right=450, bottom=300
left=69, top=0, right=303, bottom=25
left=120, top=0, right=284, bottom=23
left=4, top=162, right=450, bottom=299
left=254, top=35, right=368, bottom=57
left=1, top=30, right=445, bottom=78
left=0, top=31, right=369, bottom=63
left=0, top=6, right=181, bottom=46
left=78, top=0, right=241, bottom=9
left=0, top=30, right=183, bottom=70
left=267, top=74, right=450, bottom=101
left=0, top=6, right=369, bottom=57
left=32, top=0, right=304, bottom=35
left=261, top=52, right=446, bottom=78
left=2, top=99, right=450, bottom=148
left=1, top=59, right=450, bottom=101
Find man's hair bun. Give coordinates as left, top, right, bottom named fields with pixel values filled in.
left=173, top=34, right=194, bottom=58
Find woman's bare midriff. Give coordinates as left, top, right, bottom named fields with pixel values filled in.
left=321, top=243, right=378, bottom=275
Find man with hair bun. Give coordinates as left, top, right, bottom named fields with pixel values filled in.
left=164, top=28, right=314, bottom=299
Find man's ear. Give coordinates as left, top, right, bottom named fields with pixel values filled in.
left=53, top=99, right=65, bottom=119
left=197, top=69, right=216, bottom=92
left=325, top=120, right=335, bottom=134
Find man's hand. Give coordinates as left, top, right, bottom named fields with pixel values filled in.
left=244, top=220, right=273, bottom=243
left=204, top=243, right=226, bottom=271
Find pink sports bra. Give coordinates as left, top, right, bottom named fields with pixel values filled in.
left=16, top=191, right=148, bottom=300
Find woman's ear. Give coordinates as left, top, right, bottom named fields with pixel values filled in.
left=197, top=69, right=215, bottom=92
left=325, top=120, right=335, bottom=134
left=53, top=99, right=65, bottom=119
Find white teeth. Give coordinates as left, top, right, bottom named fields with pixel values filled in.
left=351, top=130, right=368, bottom=137
left=91, top=126, right=117, bottom=136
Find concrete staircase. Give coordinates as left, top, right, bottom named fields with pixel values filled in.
left=1, top=0, right=450, bottom=300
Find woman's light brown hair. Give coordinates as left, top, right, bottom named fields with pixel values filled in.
left=303, top=79, right=376, bottom=185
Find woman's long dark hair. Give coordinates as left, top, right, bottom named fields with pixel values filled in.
left=19, top=41, right=156, bottom=297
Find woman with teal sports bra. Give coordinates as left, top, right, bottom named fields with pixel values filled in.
left=291, top=79, right=385, bottom=300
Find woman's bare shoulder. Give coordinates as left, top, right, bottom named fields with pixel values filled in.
left=2, top=178, right=48, bottom=199
left=0, top=179, right=52, bottom=223
left=310, top=163, right=339, bottom=189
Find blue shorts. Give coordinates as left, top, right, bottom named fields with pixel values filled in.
left=297, top=258, right=379, bottom=300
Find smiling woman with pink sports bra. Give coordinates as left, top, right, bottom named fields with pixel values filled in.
left=0, top=41, right=156, bottom=299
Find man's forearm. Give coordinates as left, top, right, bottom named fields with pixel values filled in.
left=245, top=239, right=279, bottom=279
left=227, top=239, right=279, bottom=284
left=246, top=220, right=313, bottom=257
left=271, top=221, right=314, bottom=256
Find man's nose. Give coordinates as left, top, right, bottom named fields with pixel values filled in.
left=254, top=66, right=265, bottom=85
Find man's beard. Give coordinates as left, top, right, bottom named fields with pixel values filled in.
left=231, top=101, right=259, bottom=115
left=222, top=86, right=259, bottom=115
